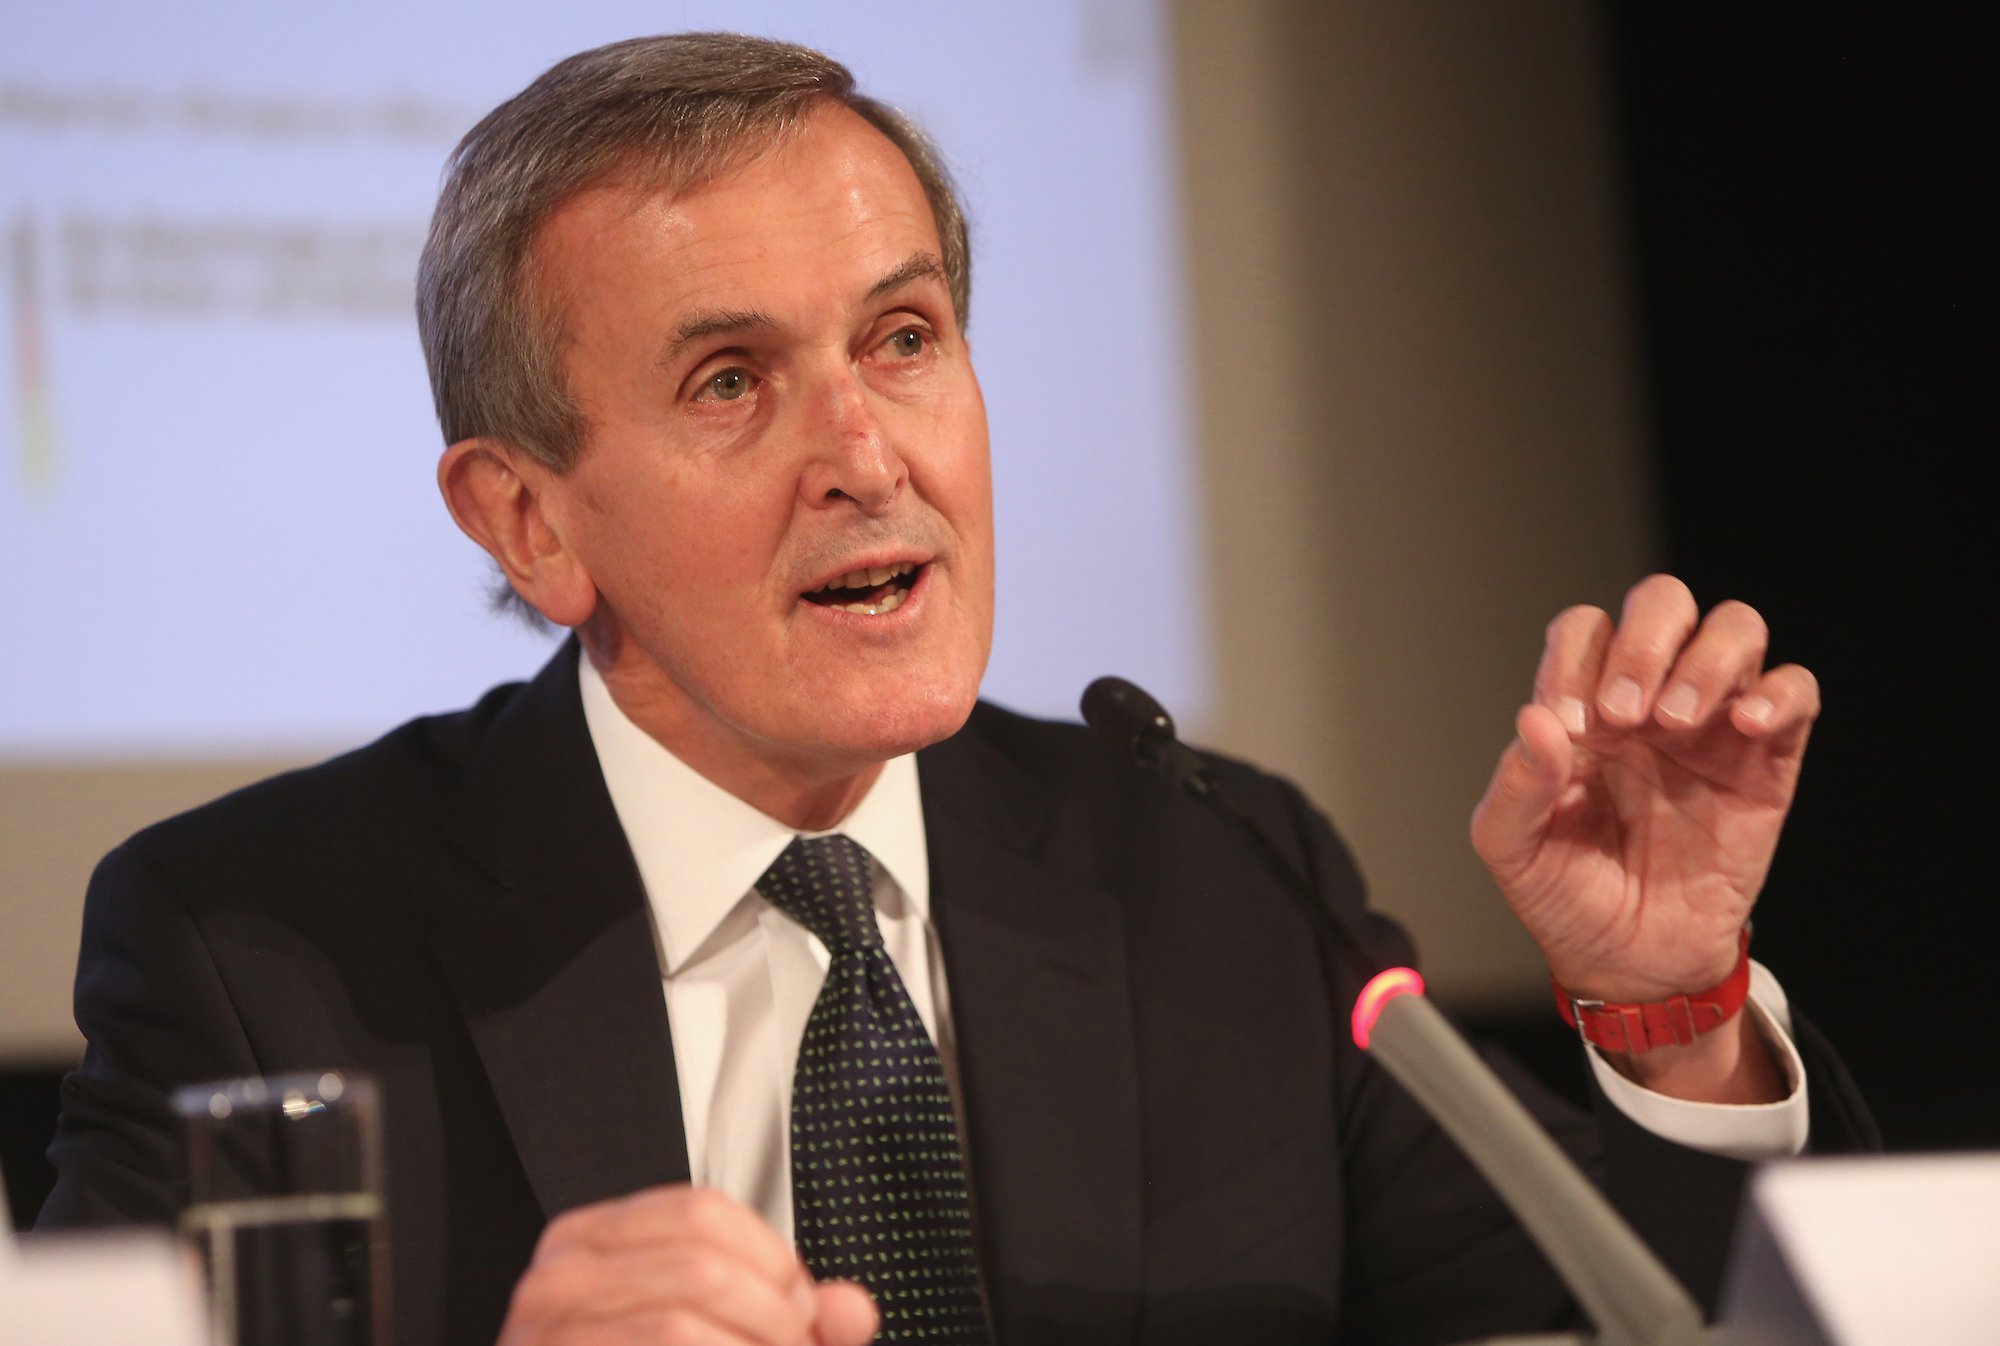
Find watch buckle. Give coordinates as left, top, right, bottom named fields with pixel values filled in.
left=1569, top=997, right=1606, bottom=1044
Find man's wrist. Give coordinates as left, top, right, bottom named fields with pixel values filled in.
left=1587, top=970, right=1809, bottom=1157
left=1553, top=928, right=1753, bottom=1055
left=1598, top=1006, right=1786, bottom=1103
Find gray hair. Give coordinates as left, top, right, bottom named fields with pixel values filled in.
left=416, top=32, right=972, bottom=474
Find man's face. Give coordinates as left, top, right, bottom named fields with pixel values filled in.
left=528, top=104, right=994, bottom=793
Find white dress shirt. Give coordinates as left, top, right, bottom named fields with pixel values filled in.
left=580, top=658, right=954, bottom=1243
left=578, top=657, right=1806, bottom=1241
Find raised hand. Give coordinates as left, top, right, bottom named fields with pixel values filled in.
left=1470, top=576, right=1816, bottom=1096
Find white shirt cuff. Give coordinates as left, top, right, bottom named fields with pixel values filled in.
left=1587, top=961, right=1810, bottom=1162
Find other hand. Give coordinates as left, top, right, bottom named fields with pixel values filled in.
left=496, top=1184, right=878, bottom=1346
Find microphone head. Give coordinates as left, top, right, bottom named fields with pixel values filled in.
left=1080, top=676, right=1177, bottom=765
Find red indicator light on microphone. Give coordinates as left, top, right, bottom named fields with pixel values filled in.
left=1351, top=966, right=1426, bottom=1049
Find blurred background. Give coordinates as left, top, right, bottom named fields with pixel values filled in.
left=2, top=2, right=1985, bottom=1229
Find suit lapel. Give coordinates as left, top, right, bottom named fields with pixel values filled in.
left=922, top=714, right=1145, bottom=1344
left=430, top=643, right=691, bottom=1219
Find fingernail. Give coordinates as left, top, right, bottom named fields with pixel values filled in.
left=1737, top=695, right=1774, bottom=727
left=1556, top=696, right=1587, bottom=736
left=1600, top=677, right=1643, bottom=722
left=1657, top=683, right=1699, bottom=724
left=1516, top=732, right=1539, bottom=768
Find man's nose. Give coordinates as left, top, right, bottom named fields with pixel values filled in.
left=799, top=369, right=906, bottom=513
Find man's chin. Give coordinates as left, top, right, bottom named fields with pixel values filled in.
left=812, top=680, right=979, bottom=763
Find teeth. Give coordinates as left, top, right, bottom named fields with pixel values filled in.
left=816, top=562, right=917, bottom=595
left=838, top=588, right=908, bottom=616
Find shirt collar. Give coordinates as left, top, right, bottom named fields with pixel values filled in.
left=577, top=653, right=930, bottom=974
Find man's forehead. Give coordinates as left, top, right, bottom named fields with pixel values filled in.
left=534, top=135, right=946, bottom=338
left=573, top=106, right=929, bottom=237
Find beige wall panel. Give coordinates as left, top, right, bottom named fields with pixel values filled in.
left=1, top=761, right=307, bottom=1062
left=1174, top=1, right=1658, bottom=1009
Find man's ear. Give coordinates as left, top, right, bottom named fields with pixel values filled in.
left=436, top=438, right=597, bottom=628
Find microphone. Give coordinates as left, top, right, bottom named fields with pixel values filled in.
left=1080, top=675, right=1709, bottom=1346
left=1081, top=675, right=1379, bottom=984
left=1079, top=676, right=1212, bottom=795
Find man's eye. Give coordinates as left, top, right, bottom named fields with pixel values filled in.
left=885, top=327, right=926, bottom=358
left=705, top=368, right=752, bottom=401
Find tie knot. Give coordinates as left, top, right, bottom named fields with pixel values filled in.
left=756, top=834, right=883, bottom=954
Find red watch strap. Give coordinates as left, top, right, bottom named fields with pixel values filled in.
left=1551, top=929, right=1753, bottom=1054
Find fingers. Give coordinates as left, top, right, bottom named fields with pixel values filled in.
left=544, top=1186, right=803, bottom=1287
left=524, top=1242, right=812, bottom=1339
left=505, top=1185, right=821, bottom=1346
left=1534, top=605, right=1613, bottom=735
left=1732, top=662, right=1820, bottom=740
left=1536, top=575, right=1804, bottom=736
left=1642, top=596, right=1768, bottom=731
left=1595, top=574, right=1701, bottom=728
left=1470, top=703, right=1574, bottom=876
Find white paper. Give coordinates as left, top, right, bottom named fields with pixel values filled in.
left=1753, top=1152, right=2000, bottom=1345
left=0, top=1231, right=208, bottom=1346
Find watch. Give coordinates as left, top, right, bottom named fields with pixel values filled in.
left=1552, top=928, right=1753, bottom=1054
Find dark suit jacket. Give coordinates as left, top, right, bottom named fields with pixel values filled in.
left=38, top=643, right=1875, bottom=1345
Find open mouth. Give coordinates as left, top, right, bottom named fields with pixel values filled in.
left=801, top=561, right=921, bottom=615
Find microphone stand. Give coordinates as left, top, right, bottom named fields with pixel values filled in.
left=1081, top=678, right=1716, bottom=1346
left=1358, top=982, right=1708, bottom=1346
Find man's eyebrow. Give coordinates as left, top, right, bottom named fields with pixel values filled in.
left=665, top=308, right=777, bottom=361
left=864, top=252, right=947, bottom=304
left=661, top=255, right=944, bottom=363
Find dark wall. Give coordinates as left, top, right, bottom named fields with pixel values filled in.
left=1603, top=8, right=1990, bottom=1149
left=1, top=1068, right=61, bottom=1229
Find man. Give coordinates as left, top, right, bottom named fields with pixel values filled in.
left=41, top=33, right=1870, bottom=1346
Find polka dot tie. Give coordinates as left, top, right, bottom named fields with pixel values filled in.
left=756, top=834, right=988, bottom=1344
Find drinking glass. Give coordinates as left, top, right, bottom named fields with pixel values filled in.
left=174, top=1071, right=390, bottom=1346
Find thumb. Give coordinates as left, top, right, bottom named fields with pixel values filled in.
left=811, top=1280, right=880, bottom=1346
left=1470, top=703, right=1572, bottom=878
